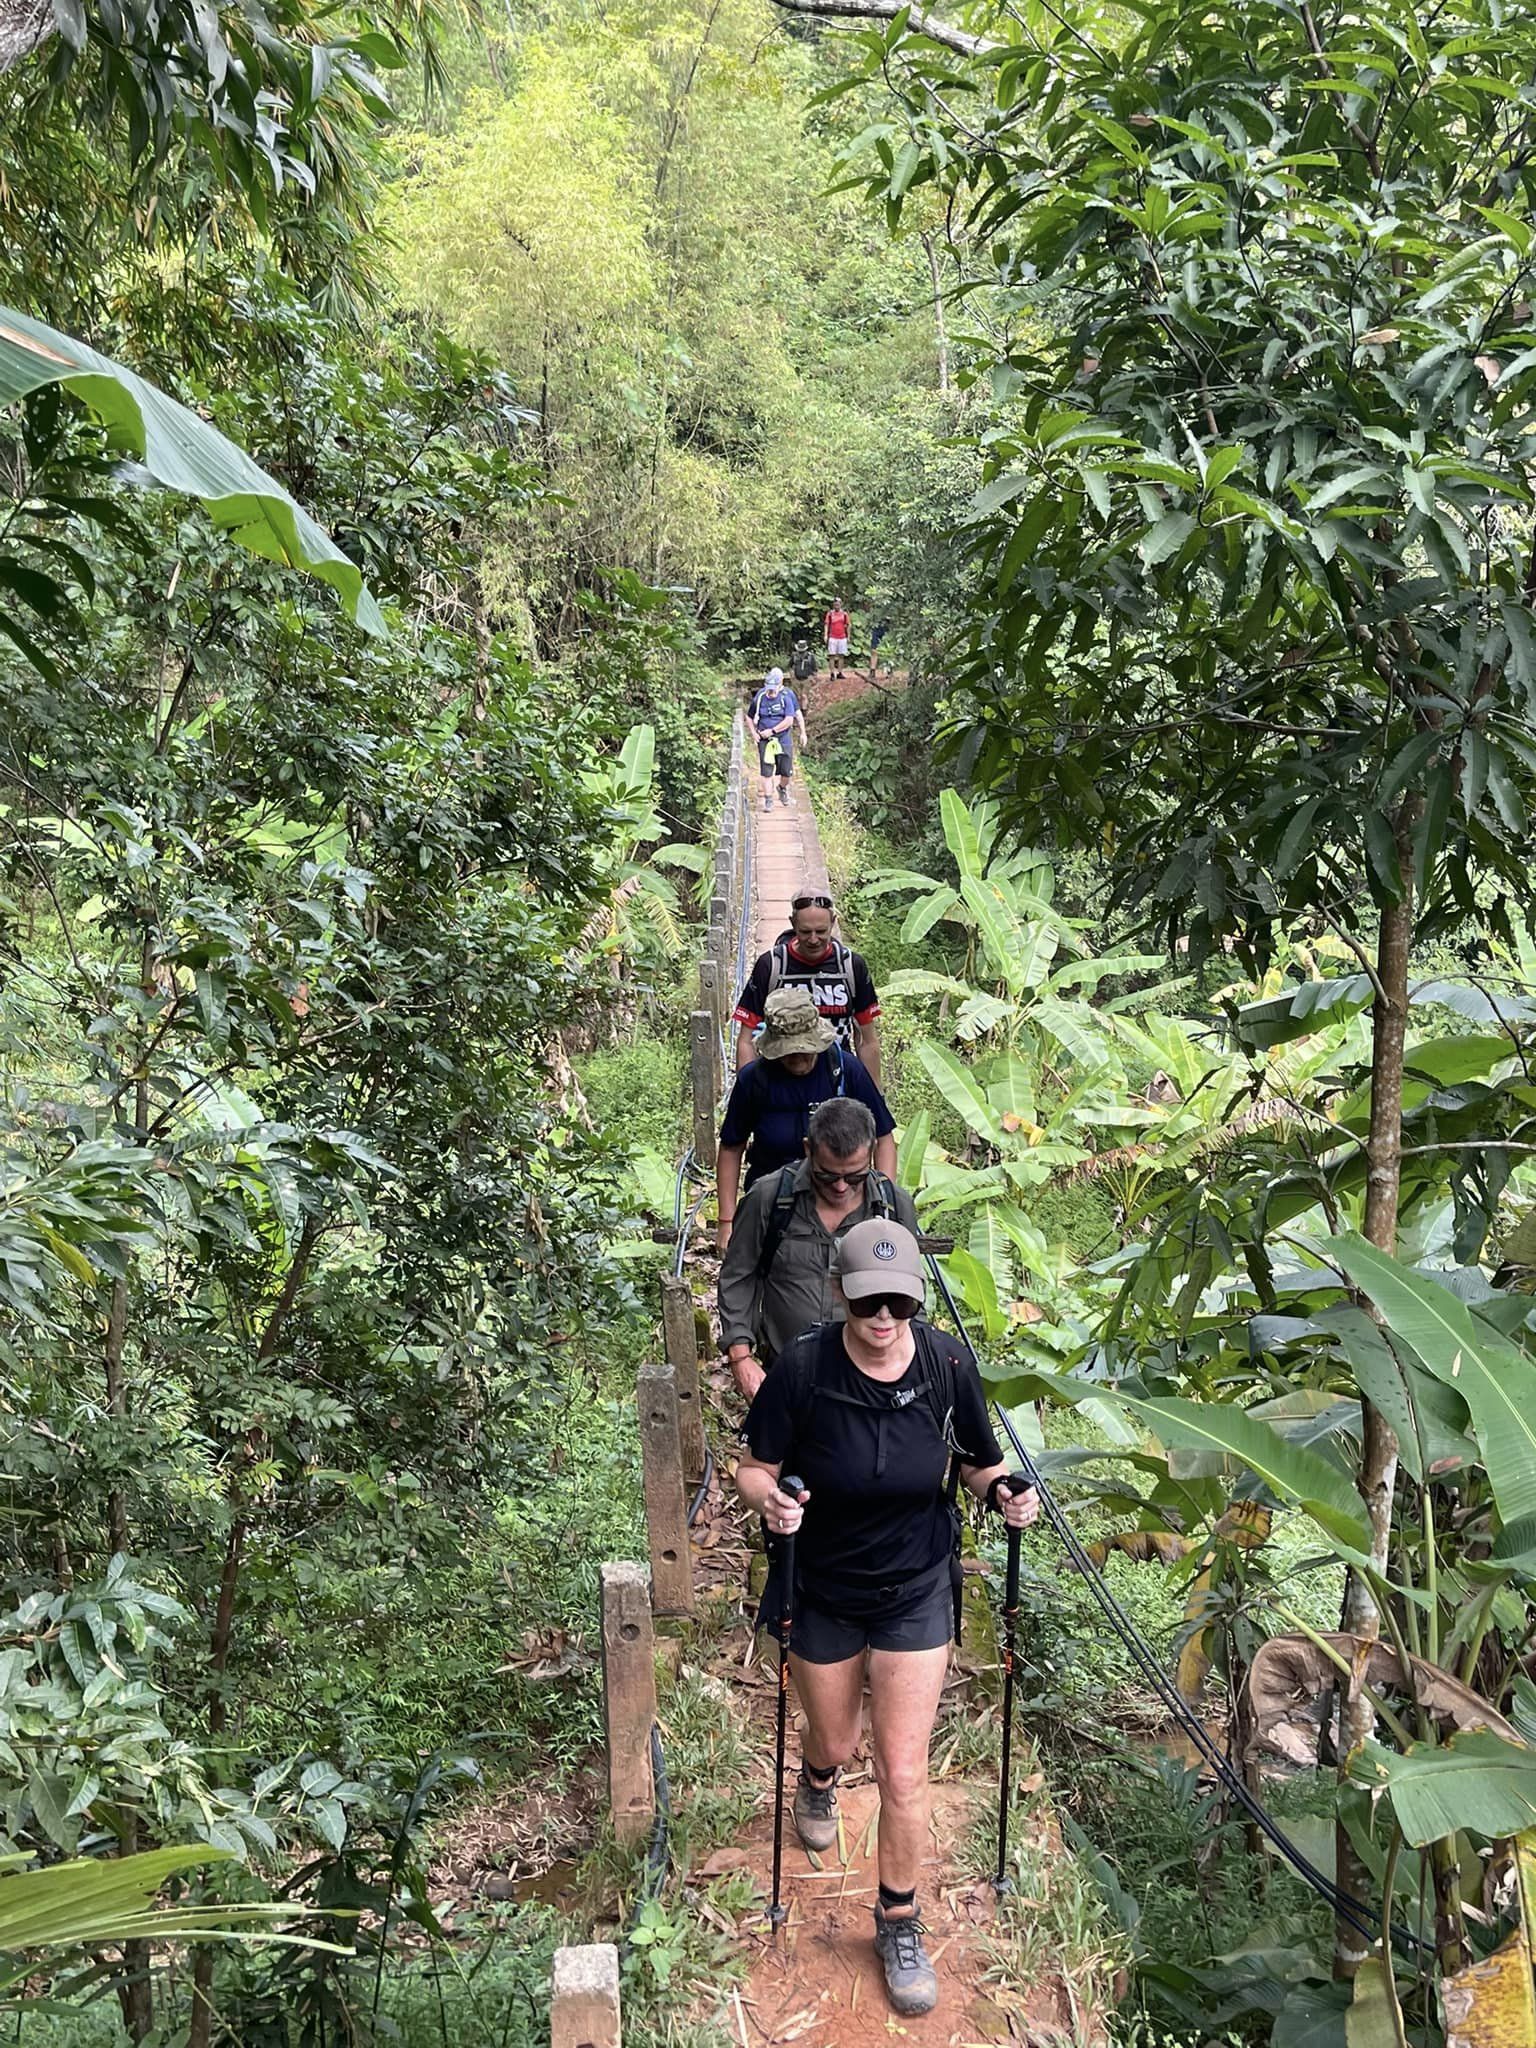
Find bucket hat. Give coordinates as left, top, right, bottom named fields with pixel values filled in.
left=757, top=986, right=835, bottom=1060
left=832, top=1218, right=927, bottom=1304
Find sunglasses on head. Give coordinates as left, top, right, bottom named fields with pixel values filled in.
left=792, top=894, right=834, bottom=912
left=847, top=1293, right=921, bottom=1321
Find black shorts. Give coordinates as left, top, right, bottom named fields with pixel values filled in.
left=759, top=1562, right=954, bottom=1664
left=758, top=734, right=794, bottom=777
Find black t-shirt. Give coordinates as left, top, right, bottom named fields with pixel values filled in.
left=745, top=1321, right=1003, bottom=1610
left=733, top=938, right=880, bottom=1051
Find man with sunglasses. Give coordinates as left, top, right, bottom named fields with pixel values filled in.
left=737, top=1220, right=1040, bottom=2020
left=734, top=886, right=882, bottom=1083
left=717, top=1099, right=918, bottom=1401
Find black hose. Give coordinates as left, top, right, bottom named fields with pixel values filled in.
left=688, top=1445, right=715, bottom=1529
left=924, top=1252, right=1426, bottom=1956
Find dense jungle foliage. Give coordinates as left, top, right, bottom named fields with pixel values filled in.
left=9, top=0, right=1536, bottom=2041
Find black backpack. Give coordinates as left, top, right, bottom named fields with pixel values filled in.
left=766, top=935, right=856, bottom=997
left=792, top=647, right=816, bottom=681
left=754, top=1162, right=897, bottom=1279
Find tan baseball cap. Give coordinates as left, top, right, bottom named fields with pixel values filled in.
left=833, top=1218, right=927, bottom=1303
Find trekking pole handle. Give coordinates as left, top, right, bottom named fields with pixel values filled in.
left=1002, top=1473, right=1031, bottom=1609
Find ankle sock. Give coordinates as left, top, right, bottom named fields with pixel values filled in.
left=878, top=1882, right=916, bottom=1913
left=803, top=1761, right=836, bottom=1789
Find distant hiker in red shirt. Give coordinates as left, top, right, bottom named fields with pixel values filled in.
left=823, top=599, right=851, bottom=679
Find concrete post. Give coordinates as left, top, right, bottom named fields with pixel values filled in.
left=661, top=1273, right=706, bottom=1484
left=698, top=958, right=724, bottom=1102
left=637, top=1364, right=694, bottom=1616
left=599, top=1564, right=655, bottom=1845
left=689, top=1009, right=717, bottom=1169
left=550, top=1943, right=621, bottom=2048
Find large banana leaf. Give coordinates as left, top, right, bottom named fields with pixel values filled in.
left=965, top=1208, right=1015, bottom=1307
left=895, top=1110, right=930, bottom=1193
left=1346, top=1957, right=1401, bottom=2048
left=944, top=1246, right=1006, bottom=1343
left=940, top=788, right=988, bottom=880
left=899, top=886, right=960, bottom=944
left=915, top=1041, right=1005, bottom=1145
left=1119, top=1395, right=1372, bottom=1552
left=1353, top=1730, right=1536, bottom=1848
left=1332, top=1235, right=1536, bottom=1526
left=0, top=305, right=384, bottom=637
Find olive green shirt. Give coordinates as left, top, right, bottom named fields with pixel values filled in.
left=716, top=1159, right=919, bottom=1363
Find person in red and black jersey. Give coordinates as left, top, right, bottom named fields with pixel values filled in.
left=734, top=886, right=882, bottom=1082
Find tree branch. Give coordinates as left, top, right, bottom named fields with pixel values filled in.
left=771, top=0, right=994, bottom=58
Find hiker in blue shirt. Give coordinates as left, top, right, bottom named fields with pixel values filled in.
left=750, top=667, right=807, bottom=813
left=716, top=987, right=895, bottom=1251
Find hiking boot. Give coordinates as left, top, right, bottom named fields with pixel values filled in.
left=791, top=1765, right=839, bottom=1851
left=874, top=1905, right=938, bottom=2016
left=778, top=783, right=790, bottom=806
left=763, top=795, right=773, bottom=814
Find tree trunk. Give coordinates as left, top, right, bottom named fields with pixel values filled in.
left=0, top=0, right=53, bottom=71
left=1333, top=800, right=1417, bottom=1978
left=187, top=1213, right=323, bottom=2048
left=920, top=231, right=950, bottom=397
left=104, top=1277, right=131, bottom=1557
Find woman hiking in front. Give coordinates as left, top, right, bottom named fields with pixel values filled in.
left=735, top=1220, right=1039, bottom=2017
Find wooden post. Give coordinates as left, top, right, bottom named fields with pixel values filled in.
left=551, top=1943, right=621, bottom=2048
left=599, top=1563, right=655, bottom=1844
left=689, top=1009, right=717, bottom=1169
left=661, top=1274, right=706, bottom=1485
left=637, top=1363, right=694, bottom=1617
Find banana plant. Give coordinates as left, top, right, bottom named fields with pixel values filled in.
left=579, top=724, right=707, bottom=973
left=1069, top=1239, right=1536, bottom=2030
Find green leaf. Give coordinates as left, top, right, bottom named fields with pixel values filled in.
left=1363, top=809, right=1403, bottom=902
left=939, top=789, right=987, bottom=881
left=896, top=1110, right=930, bottom=1192
left=1354, top=1729, right=1536, bottom=1847
left=1346, top=1958, right=1402, bottom=2048
left=1233, top=976, right=1373, bottom=1050
left=1331, top=1235, right=1536, bottom=1527
left=945, top=1246, right=1005, bottom=1343
left=915, top=1041, right=1004, bottom=1145
left=900, top=886, right=960, bottom=945
left=1139, top=510, right=1196, bottom=565
left=1120, top=1396, right=1372, bottom=1551
left=0, top=304, right=384, bottom=636
left=1274, top=795, right=1323, bottom=879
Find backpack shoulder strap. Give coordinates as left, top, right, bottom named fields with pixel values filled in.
left=870, top=1172, right=897, bottom=1220
left=766, top=940, right=789, bottom=996
left=912, top=1321, right=965, bottom=1507
left=787, top=1325, right=833, bottom=1451
left=755, top=1164, right=800, bottom=1281
left=832, top=1042, right=846, bottom=1097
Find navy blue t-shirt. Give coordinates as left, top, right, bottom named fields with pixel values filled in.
left=719, top=1049, right=894, bottom=1187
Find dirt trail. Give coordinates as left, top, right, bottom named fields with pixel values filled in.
left=697, top=1769, right=1074, bottom=2047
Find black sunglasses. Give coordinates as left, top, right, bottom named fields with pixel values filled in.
left=810, top=1163, right=871, bottom=1187
left=847, top=1294, right=921, bottom=1321
left=792, top=894, right=834, bottom=912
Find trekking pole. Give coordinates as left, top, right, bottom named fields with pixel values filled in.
left=769, top=1474, right=805, bottom=1937
left=994, top=1472, right=1033, bottom=1894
